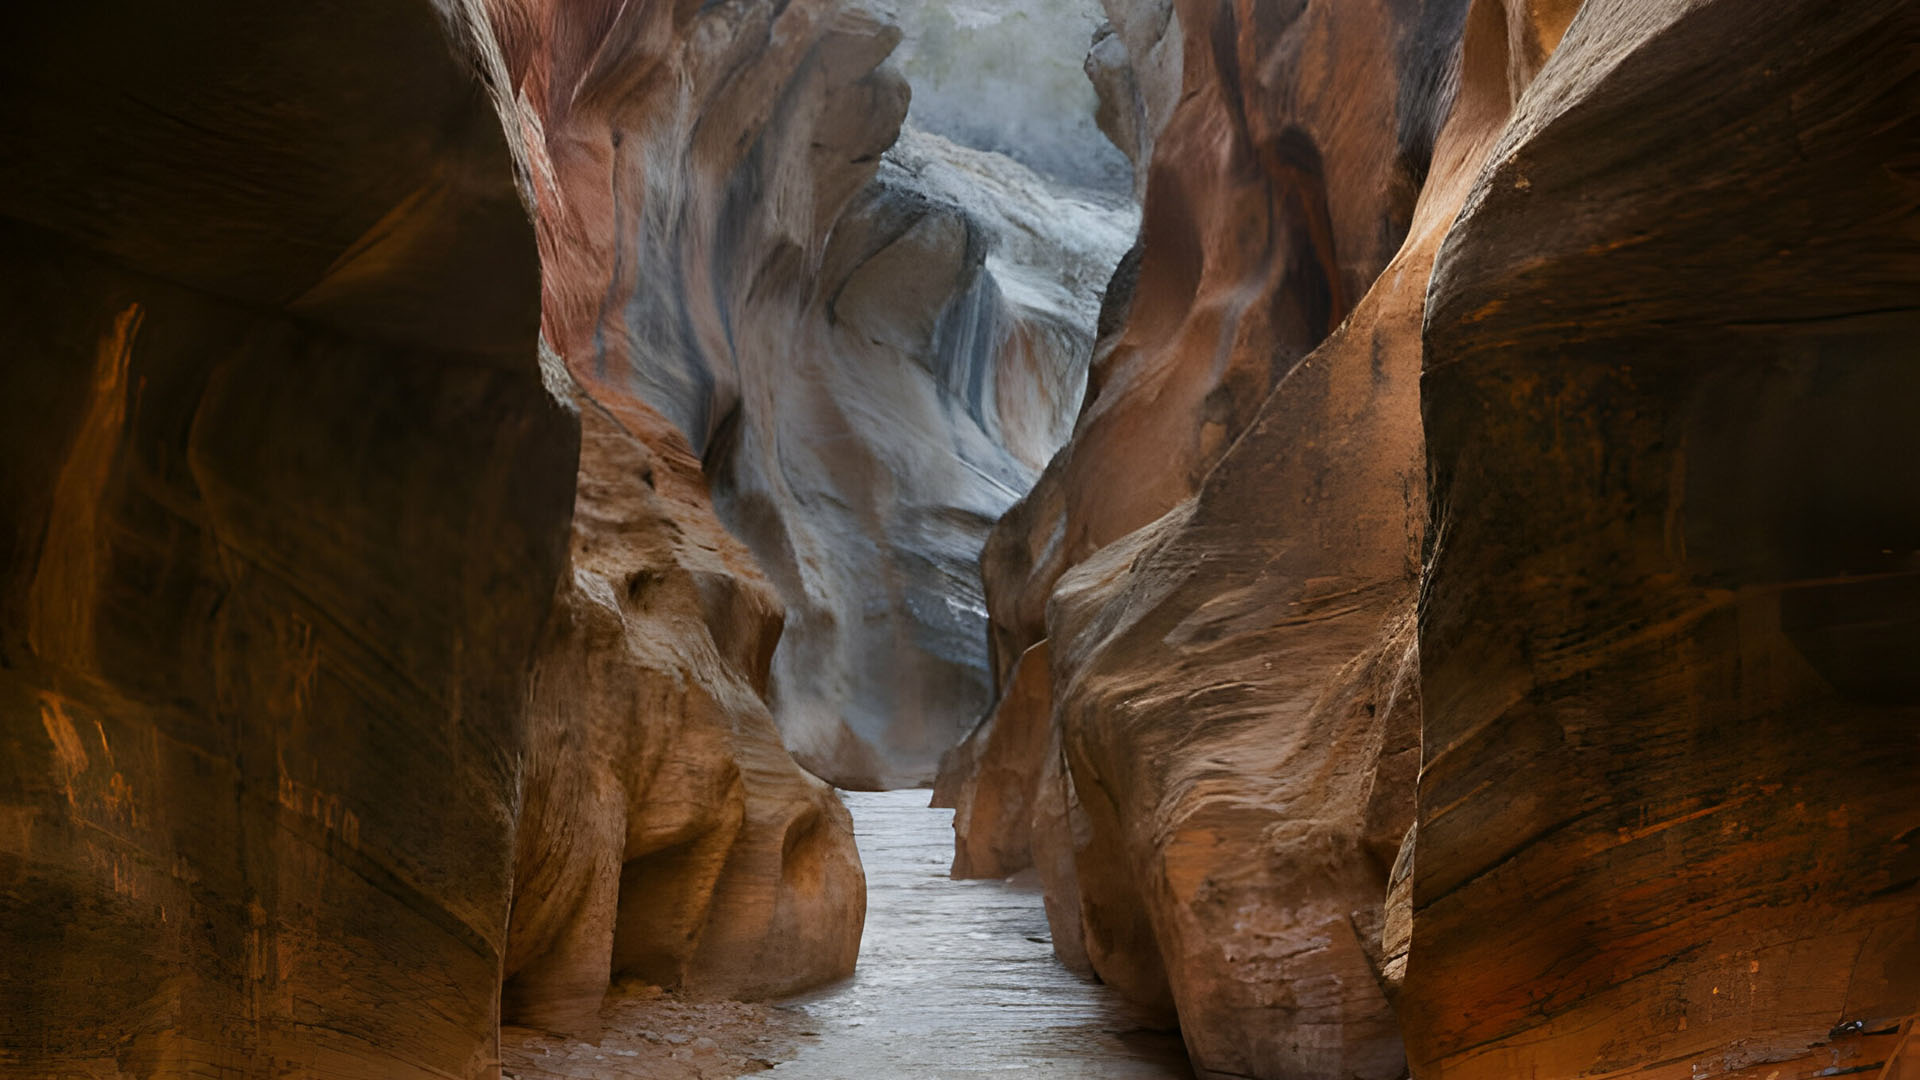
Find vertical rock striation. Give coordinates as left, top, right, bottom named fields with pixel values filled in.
left=951, top=0, right=1917, bottom=1077
left=0, top=2, right=575, bottom=1075
left=483, top=0, right=1134, bottom=788
left=470, top=0, right=882, bottom=1027
left=951, top=1, right=1478, bottom=1071
left=1405, top=1, right=1920, bottom=1076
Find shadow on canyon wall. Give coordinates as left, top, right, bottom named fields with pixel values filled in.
left=1, top=0, right=1916, bottom=1078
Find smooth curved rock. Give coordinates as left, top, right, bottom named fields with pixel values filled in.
left=954, top=1, right=1475, bottom=1069
left=978, top=0, right=1464, bottom=692
left=514, top=0, right=1133, bottom=787
left=503, top=396, right=862, bottom=1033
left=722, top=127, right=1132, bottom=788
left=0, top=2, right=575, bottom=1074
left=888, top=0, right=1134, bottom=193
left=954, top=0, right=1919, bottom=1078
left=944, top=642, right=1055, bottom=880
left=1035, top=4, right=1583, bottom=1075
left=1405, top=1, right=1920, bottom=1076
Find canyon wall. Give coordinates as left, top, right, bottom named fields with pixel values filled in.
left=494, top=0, right=1134, bottom=788
left=951, top=0, right=1476, bottom=1067
left=3, top=0, right=906, bottom=1071
left=470, top=0, right=919, bottom=1030
left=1402, top=0, right=1920, bottom=1076
left=887, top=0, right=1133, bottom=193
left=949, top=0, right=1919, bottom=1077
left=0, top=2, right=575, bottom=1075
left=501, top=391, right=863, bottom=1034
left=3, top=0, right=1130, bottom=1066
left=1086, top=0, right=1183, bottom=198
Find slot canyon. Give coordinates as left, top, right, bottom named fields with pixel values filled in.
left=0, top=0, right=1914, bottom=1078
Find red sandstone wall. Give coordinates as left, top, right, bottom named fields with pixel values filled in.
left=948, top=2, right=1920, bottom=1078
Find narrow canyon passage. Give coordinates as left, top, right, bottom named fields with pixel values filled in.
left=4, top=1, right=1915, bottom=1079
left=501, top=791, right=1194, bottom=1079
left=769, top=791, right=1191, bottom=1079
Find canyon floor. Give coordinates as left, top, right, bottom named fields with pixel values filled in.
left=506, top=791, right=1192, bottom=1079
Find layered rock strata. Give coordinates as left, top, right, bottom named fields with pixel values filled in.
left=0, top=3, right=575, bottom=1074
left=949, top=0, right=1918, bottom=1078
left=1403, top=0, right=1920, bottom=1076
left=487, top=0, right=1134, bottom=788
left=950, top=0, right=1479, bottom=1070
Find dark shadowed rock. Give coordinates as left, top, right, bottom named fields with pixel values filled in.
left=0, top=2, right=575, bottom=1074
left=1406, top=1, right=1920, bottom=1076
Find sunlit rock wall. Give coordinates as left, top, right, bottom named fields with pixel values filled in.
left=0, top=2, right=576, bottom=1074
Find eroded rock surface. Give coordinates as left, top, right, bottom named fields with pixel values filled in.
left=0, top=2, right=575, bottom=1074
left=887, top=0, right=1132, bottom=193
left=502, top=397, right=863, bottom=1033
left=475, top=0, right=876, bottom=1029
left=490, top=0, right=1134, bottom=788
left=1086, top=0, right=1183, bottom=199
left=4, top=0, right=890, bottom=1071
left=1405, top=1, right=1920, bottom=1076
left=949, top=0, right=1918, bottom=1078
left=950, top=1, right=1477, bottom=1072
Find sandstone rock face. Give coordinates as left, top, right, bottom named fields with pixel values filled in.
left=1404, top=0, right=1920, bottom=1076
left=4, top=0, right=886, bottom=1070
left=950, top=0, right=1918, bottom=1078
left=0, top=3, right=576, bottom=1075
left=1032, top=5, right=1598, bottom=1075
left=503, top=396, right=862, bottom=1034
left=975, top=0, right=1467, bottom=693
left=487, top=0, right=1134, bottom=788
left=951, top=1, right=1480, bottom=1072
left=887, top=0, right=1134, bottom=193
left=474, top=0, right=876, bottom=1027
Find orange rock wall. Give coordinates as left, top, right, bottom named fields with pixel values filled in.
left=469, top=0, right=874, bottom=1029
left=951, top=2, right=1477, bottom=1073
left=0, top=3, right=575, bottom=1075
left=950, top=1, right=1919, bottom=1078
left=501, top=393, right=864, bottom=1034
left=1, top=0, right=879, bottom=1072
